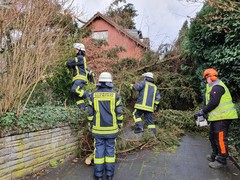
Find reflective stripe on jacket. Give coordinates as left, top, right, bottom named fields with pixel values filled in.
left=205, top=80, right=238, bottom=121
left=134, top=80, right=160, bottom=112
left=67, top=55, right=88, bottom=82
left=88, top=86, right=123, bottom=135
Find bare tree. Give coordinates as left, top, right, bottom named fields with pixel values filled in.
left=0, top=0, right=77, bottom=116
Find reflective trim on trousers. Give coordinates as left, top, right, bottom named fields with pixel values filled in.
left=148, top=124, right=156, bottom=129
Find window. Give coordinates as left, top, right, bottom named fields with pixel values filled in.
left=92, top=31, right=108, bottom=41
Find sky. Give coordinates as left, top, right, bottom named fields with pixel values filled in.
left=72, top=0, right=203, bottom=51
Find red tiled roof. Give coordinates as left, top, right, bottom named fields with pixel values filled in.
left=81, top=12, right=148, bottom=49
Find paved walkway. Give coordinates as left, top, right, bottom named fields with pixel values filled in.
left=26, top=135, right=239, bottom=180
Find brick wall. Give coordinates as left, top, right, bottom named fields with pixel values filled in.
left=0, top=126, right=80, bottom=179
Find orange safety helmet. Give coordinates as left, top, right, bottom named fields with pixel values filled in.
left=203, top=68, right=218, bottom=81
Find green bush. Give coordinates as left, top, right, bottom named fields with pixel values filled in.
left=155, top=109, right=208, bottom=135
left=188, top=1, right=240, bottom=97
left=229, top=102, right=240, bottom=154
left=0, top=105, right=83, bottom=137
left=46, top=63, right=73, bottom=104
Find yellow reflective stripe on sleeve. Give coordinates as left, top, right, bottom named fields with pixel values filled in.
left=148, top=124, right=156, bottom=129
left=83, top=56, right=87, bottom=74
left=88, top=100, right=93, bottom=106
left=74, top=57, right=80, bottom=75
left=73, top=75, right=88, bottom=81
left=116, top=99, right=121, bottom=106
left=155, top=101, right=160, bottom=105
left=117, top=115, right=123, bottom=120
left=76, top=87, right=84, bottom=97
left=87, top=116, right=93, bottom=121
left=76, top=100, right=84, bottom=105
left=105, top=156, right=115, bottom=163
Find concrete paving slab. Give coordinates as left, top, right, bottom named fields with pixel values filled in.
left=24, top=135, right=240, bottom=180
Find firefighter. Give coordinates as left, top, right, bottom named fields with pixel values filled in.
left=194, top=68, right=238, bottom=169
left=87, top=72, right=123, bottom=180
left=66, top=43, right=89, bottom=110
left=131, top=72, right=160, bottom=135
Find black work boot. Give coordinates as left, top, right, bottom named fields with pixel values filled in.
left=209, top=156, right=227, bottom=169
left=134, top=127, right=144, bottom=134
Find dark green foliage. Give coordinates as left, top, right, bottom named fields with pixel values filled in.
left=229, top=102, right=240, bottom=154
left=112, top=58, right=138, bottom=73
left=188, top=1, right=240, bottom=97
left=0, top=106, right=82, bottom=137
left=105, top=0, right=138, bottom=29
left=155, top=109, right=208, bottom=136
left=46, top=63, right=73, bottom=104
left=27, top=81, right=55, bottom=106
left=155, top=71, right=198, bottom=110
left=175, top=20, right=190, bottom=56
left=139, top=50, right=158, bottom=66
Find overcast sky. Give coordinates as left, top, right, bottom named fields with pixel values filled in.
left=73, top=0, right=203, bottom=51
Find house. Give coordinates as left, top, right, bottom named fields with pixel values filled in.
left=81, top=12, right=149, bottom=60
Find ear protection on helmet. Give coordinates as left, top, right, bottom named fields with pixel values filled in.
left=203, top=68, right=218, bottom=81
left=210, top=75, right=217, bottom=81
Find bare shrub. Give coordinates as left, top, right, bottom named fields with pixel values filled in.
left=0, top=0, right=76, bottom=116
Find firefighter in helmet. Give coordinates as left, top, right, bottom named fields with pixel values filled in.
left=194, top=68, right=238, bottom=169
left=66, top=43, right=90, bottom=110
left=87, top=72, right=123, bottom=180
left=131, top=72, right=160, bottom=135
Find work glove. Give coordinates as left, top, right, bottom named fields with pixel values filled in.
left=194, top=109, right=204, bottom=120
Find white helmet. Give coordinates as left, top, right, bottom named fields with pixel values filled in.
left=73, top=43, right=85, bottom=51
left=99, top=72, right=113, bottom=83
left=142, top=72, right=153, bottom=79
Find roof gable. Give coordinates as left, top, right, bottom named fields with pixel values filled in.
left=81, top=12, right=147, bottom=49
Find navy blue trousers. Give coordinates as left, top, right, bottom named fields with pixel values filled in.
left=94, top=138, right=116, bottom=177
left=71, top=79, right=88, bottom=109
